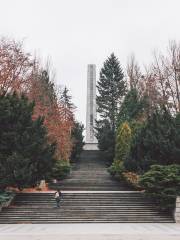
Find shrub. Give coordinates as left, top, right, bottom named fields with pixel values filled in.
left=0, top=191, right=14, bottom=205
left=52, top=160, right=71, bottom=180
left=123, top=172, right=140, bottom=189
left=139, top=164, right=180, bottom=210
left=108, top=161, right=125, bottom=179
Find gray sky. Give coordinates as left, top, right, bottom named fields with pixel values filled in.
left=0, top=0, right=180, bottom=124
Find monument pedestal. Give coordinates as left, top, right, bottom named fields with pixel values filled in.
left=83, top=143, right=99, bottom=150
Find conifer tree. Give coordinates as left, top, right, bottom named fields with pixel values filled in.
left=39, top=70, right=56, bottom=104
left=70, top=121, right=84, bottom=162
left=61, top=87, right=75, bottom=110
left=61, top=86, right=76, bottom=121
left=115, top=122, right=132, bottom=162
left=97, top=53, right=126, bottom=131
left=118, top=88, right=149, bottom=125
left=108, top=122, right=132, bottom=177
left=125, top=108, right=180, bottom=173
left=0, top=93, right=55, bottom=190
left=96, top=119, right=115, bottom=163
left=96, top=53, right=126, bottom=162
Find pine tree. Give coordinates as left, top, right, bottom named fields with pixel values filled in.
left=95, top=119, right=115, bottom=163
left=61, top=86, right=76, bottom=121
left=96, top=53, right=126, bottom=162
left=0, top=93, right=55, bottom=190
left=97, top=53, right=126, bottom=131
left=39, top=70, right=56, bottom=104
left=61, top=87, right=75, bottom=110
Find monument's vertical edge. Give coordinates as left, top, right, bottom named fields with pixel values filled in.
left=84, top=64, right=98, bottom=150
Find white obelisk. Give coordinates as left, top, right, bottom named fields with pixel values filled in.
left=84, top=64, right=98, bottom=150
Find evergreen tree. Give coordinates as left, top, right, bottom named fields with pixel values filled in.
left=125, top=108, right=180, bottom=173
left=96, top=53, right=126, bottom=162
left=109, top=122, right=132, bottom=177
left=96, top=119, right=115, bottom=164
left=97, top=53, right=126, bottom=131
left=61, top=86, right=75, bottom=111
left=37, top=70, right=56, bottom=106
left=118, top=88, right=149, bottom=125
left=0, top=93, right=55, bottom=190
left=41, top=70, right=56, bottom=102
left=115, top=122, right=132, bottom=162
left=70, top=121, right=84, bottom=162
left=61, top=86, right=76, bottom=121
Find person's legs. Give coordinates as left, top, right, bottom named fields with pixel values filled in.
left=55, top=198, right=58, bottom=208
left=56, top=198, right=60, bottom=208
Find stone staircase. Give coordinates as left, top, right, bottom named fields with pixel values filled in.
left=0, top=192, right=174, bottom=223
left=50, top=150, right=130, bottom=191
left=0, top=150, right=174, bottom=223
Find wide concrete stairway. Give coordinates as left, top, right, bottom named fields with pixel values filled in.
left=0, top=150, right=174, bottom=223
left=0, top=192, right=174, bottom=223
left=50, top=150, right=130, bottom=191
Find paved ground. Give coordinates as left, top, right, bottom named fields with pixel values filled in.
left=0, top=223, right=180, bottom=240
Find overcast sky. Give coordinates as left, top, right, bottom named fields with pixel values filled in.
left=0, top=0, right=180, bottom=125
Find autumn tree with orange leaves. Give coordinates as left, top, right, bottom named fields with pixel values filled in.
left=28, top=69, right=75, bottom=161
left=0, top=37, right=75, bottom=162
left=0, top=38, right=34, bottom=95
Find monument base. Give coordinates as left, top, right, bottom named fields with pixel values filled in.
left=83, top=143, right=99, bottom=150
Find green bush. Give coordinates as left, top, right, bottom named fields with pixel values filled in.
left=139, top=164, right=180, bottom=210
left=108, top=161, right=125, bottom=179
left=52, top=160, right=71, bottom=180
left=125, top=109, right=180, bottom=173
left=0, top=192, right=14, bottom=204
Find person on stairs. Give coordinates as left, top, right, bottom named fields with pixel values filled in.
left=54, top=190, right=62, bottom=208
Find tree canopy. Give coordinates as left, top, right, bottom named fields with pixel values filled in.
left=0, top=93, right=55, bottom=190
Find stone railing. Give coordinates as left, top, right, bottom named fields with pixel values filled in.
left=174, top=196, right=180, bottom=223
left=0, top=193, right=15, bottom=212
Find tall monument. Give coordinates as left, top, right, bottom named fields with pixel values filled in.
left=84, top=64, right=98, bottom=150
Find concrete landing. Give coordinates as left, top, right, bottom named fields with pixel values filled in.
left=83, top=143, right=98, bottom=150
left=0, top=223, right=180, bottom=240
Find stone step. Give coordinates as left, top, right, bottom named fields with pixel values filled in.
left=49, top=187, right=128, bottom=190
left=6, top=217, right=170, bottom=220
left=0, top=220, right=174, bottom=223
left=50, top=150, right=131, bottom=191
left=4, top=209, right=169, bottom=212
left=0, top=212, right=171, bottom=215
left=0, top=192, right=174, bottom=223
left=0, top=150, right=174, bottom=223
